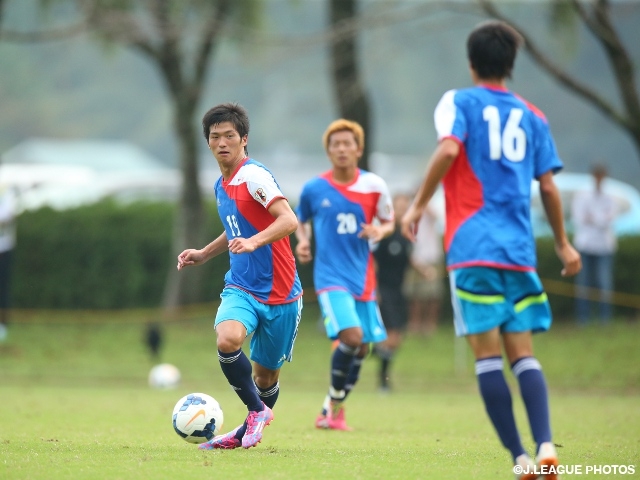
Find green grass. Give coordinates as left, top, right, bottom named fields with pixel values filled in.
left=1, top=303, right=639, bottom=479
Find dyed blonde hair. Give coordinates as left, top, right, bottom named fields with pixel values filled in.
left=322, top=119, right=365, bottom=151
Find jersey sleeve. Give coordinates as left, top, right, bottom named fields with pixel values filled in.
left=243, top=164, right=286, bottom=209
left=434, top=89, right=466, bottom=143
left=375, top=178, right=394, bottom=223
left=532, top=114, right=563, bottom=179
left=296, top=182, right=313, bottom=223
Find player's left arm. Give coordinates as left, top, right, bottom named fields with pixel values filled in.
left=539, top=171, right=582, bottom=277
left=359, top=178, right=396, bottom=242
left=358, top=220, right=394, bottom=243
left=228, top=198, right=298, bottom=254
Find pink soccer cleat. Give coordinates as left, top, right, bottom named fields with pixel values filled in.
left=198, top=425, right=242, bottom=450
left=241, top=403, right=274, bottom=449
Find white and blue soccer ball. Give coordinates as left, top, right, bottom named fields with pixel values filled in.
left=172, top=393, right=224, bottom=444
left=148, top=363, right=181, bottom=389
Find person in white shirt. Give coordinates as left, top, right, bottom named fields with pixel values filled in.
left=0, top=183, right=17, bottom=340
left=571, top=165, right=621, bottom=324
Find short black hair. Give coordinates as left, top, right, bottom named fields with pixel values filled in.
left=467, top=20, right=523, bottom=80
left=201, top=103, right=250, bottom=153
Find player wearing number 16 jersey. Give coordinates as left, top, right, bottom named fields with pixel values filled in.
left=400, top=22, right=581, bottom=480
left=296, top=119, right=394, bottom=430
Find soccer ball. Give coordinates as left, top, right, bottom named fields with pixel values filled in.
left=148, top=363, right=181, bottom=389
left=172, top=393, right=224, bottom=444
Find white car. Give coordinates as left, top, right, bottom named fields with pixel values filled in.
left=530, top=172, right=640, bottom=237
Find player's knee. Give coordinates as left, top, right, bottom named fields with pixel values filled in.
left=339, top=328, right=363, bottom=348
left=216, top=332, right=244, bottom=353
left=357, top=343, right=369, bottom=357
left=254, top=372, right=278, bottom=389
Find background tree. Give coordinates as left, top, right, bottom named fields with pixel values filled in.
left=479, top=0, right=640, bottom=160
left=328, top=0, right=372, bottom=170
left=76, top=0, right=259, bottom=308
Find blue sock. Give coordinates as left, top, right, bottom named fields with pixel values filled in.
left=343, top=357, right=364, bottom=400
left=255, top=381, right=279, bottom=409
left=218, top=349, right=263, bottom=412
left=476, top=356, right=526, bottom=460
left=512, top=356, right=552, bottom=452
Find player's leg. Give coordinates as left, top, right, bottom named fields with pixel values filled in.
left=199, top=288, right=262, bottom=450
left=350, top=300, right=388, bottom=400
left=375, top=328, right=402, bottom=391
left=236, top=295, right=302, bottom=448
left=503, top=270, right=557, bottom=479
left=249, top=295, right=303, bottom=410
left=595, top=253, right=613, bottom=324
left=0, top=250, right=11, bottom=340
left=467, top=330, right=528, bottom=461
left=451, top=267, right=532, bottom=476
left=316, top=290, right=363, bottom=429
left=423, top=268, right=443, bottom=336
left=374, top=287, right=408, bottom=391
left=504, top=332, right=557, bottom=478
left=574, top=251, right=593, bottom=325
left=319, top=300, right=387, bottom=428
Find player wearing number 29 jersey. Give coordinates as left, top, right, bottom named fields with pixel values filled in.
left=215, top=158, right=302, bottom=304
left=435, top=85, right=563, bottom=272
left=296, top=169, right=393, bottom=300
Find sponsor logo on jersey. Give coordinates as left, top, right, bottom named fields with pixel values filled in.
left=321, top=198, right=331, bottom=208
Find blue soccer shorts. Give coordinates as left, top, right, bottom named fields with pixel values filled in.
left=214, top=287, right=303, bottom=370
left=317, top=289, right=387, bottom=343
left=449, top=266, right=552, bottom=337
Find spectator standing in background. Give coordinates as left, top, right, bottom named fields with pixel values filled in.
left=0, top=182, right=16, bottom=342
left=403, top=204, right=443, bottom=336
left=571, top=164, right=621, bottom=325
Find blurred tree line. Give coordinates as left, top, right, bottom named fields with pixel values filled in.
left=12, top=200, right=640, bottom=320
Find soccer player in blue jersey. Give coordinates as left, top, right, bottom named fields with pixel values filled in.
left=295, top=119, right=394, bottom=430
left=401, top=21, right=581, bottom=480
left=177, top=103, right=303, bottom=450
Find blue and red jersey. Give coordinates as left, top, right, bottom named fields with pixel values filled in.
left=215, top=158, right=302, bottom=304
left=434, top=85, right=563, bottom=271
left=297, top=169, right=394, bottom=301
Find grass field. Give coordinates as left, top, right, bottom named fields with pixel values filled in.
left=1, top=302, right=638, bottom=479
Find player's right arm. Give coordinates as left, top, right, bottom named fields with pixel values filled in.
left=294, top=184, right=314, bottom=264
left=294, top=221, right=313, bottom=264
left=177, top=231, right=229, bottom=270
left=538, top=171, right=581, bottom=277
left=401, top=138, right=458, bottom=242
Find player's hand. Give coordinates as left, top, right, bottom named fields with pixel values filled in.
left=358, top=223, right=385, bottom=243
left=228, top=237, right=258, bottom=254
left=295, top=239, right=313, bottom=264
left=555, top=241, right=582, bottom=277
left=177, top=249, right=205, bottom=270
left=400, top=205, right=422, bottom=242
